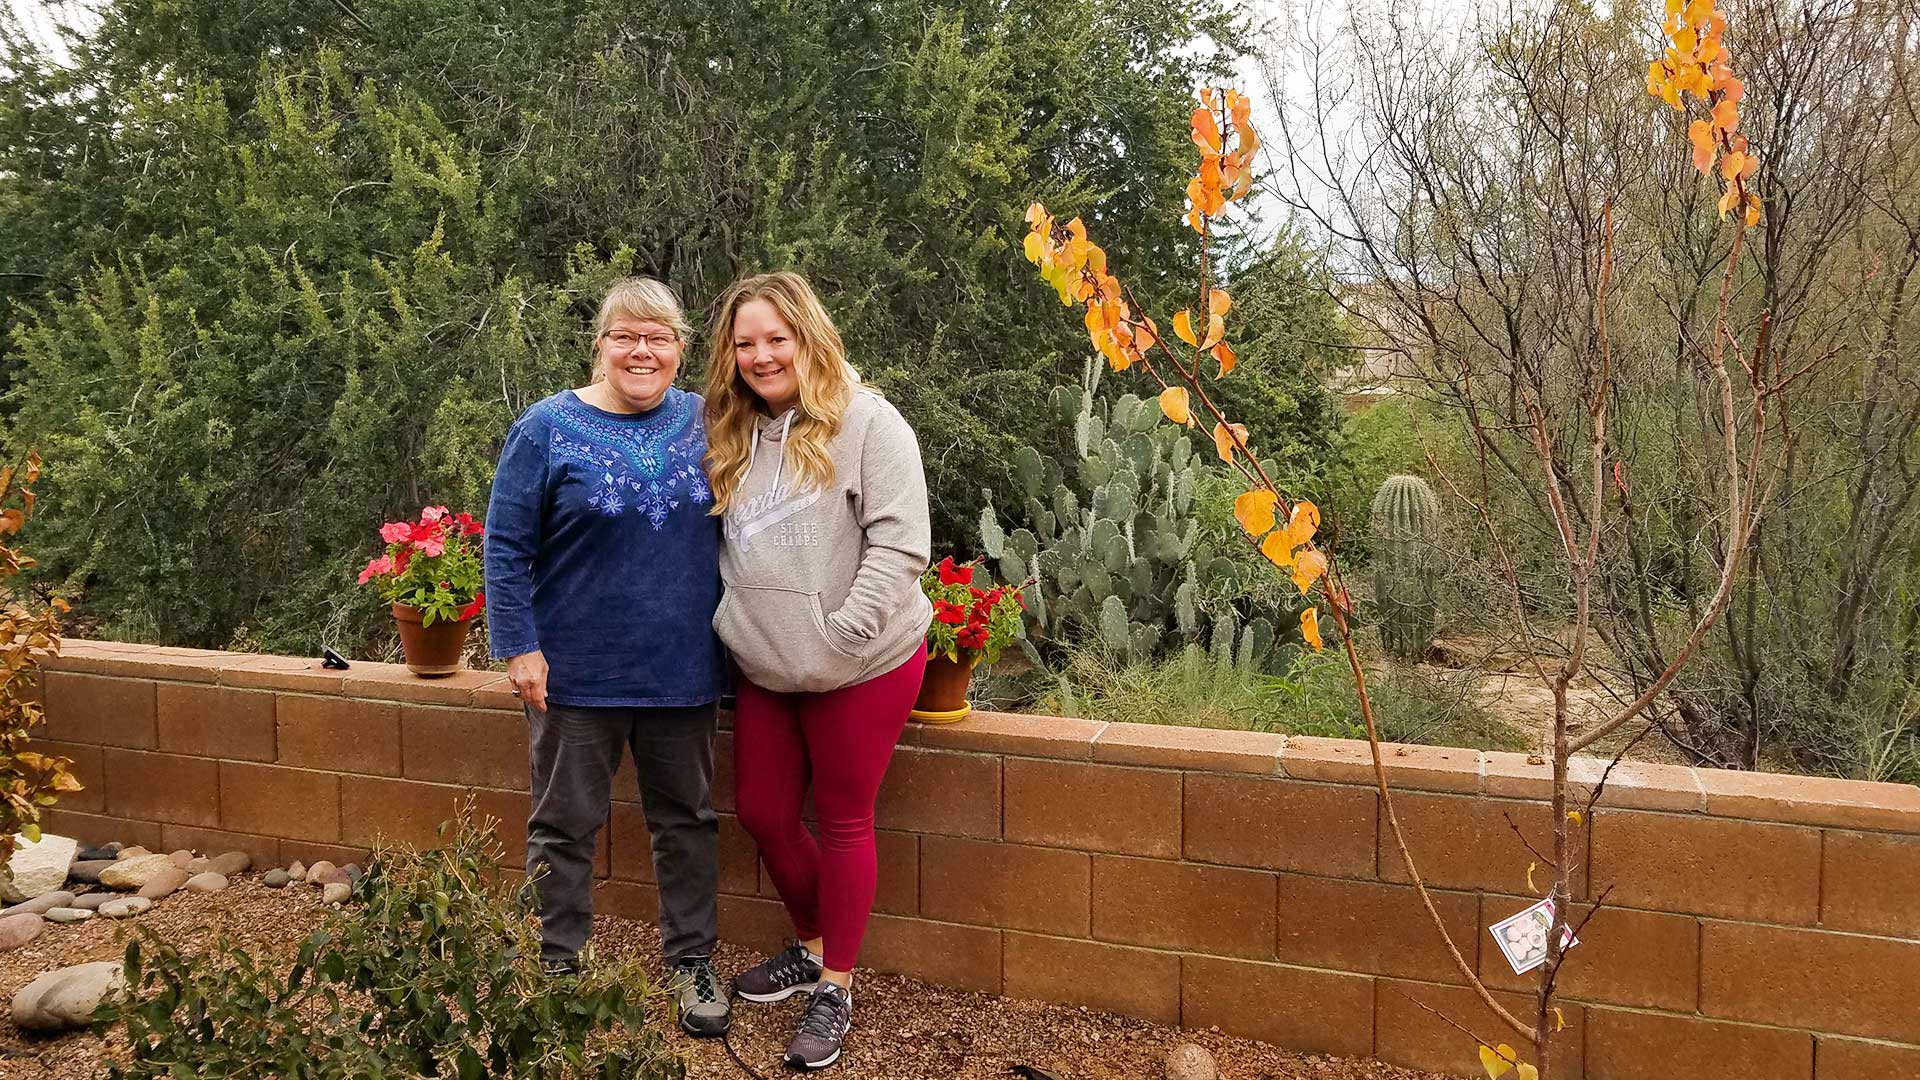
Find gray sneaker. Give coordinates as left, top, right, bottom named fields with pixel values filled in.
left=733, top=940, right=823, bottom=1002
left=783, top=982, right=852, bottom=1069
left=669, top=957, right=731, bottom=1037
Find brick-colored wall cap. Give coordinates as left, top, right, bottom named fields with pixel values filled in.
left=45, top=639, right=1920, bottom=833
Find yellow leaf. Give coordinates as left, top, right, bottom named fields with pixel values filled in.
left=1744, top=195, right=1763, bottom=228
left=1480, top=1044, right=1516, bottom=1080
left=1022, top=230, right=1045, bottom=264
left=1553, top=1006, right=1567, bottom=1032
left=1212, top=422, right=1248, bottom=464
left=1208, top=288, right=1232, bottom=317
left=1260, top=529, right=1295, bottom=569
left=1527, top=861, right=1538, bottom=892
left=1173, top=309, right=1199, bottom=347
left=1159, top=387, right=1191, bottom=425
left=1203, top=312, right=1225, bottom=349
left=1212, top=340, right=1236, bottom=377
left=1186, top=208, right=1205, bottom=234
left=1517, top=1066, right=1538, bottom=1080
left=1235, top=490, right=1278, bottom=537
left=1283, top=500, right=1321, bottom=549
left=1290, top=549, right=1327, bottom=595
left=1568, top=809, right=1584, bottom=825
left=1300, top=606, right=1322, bottom=650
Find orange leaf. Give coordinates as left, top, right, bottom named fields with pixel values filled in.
left=1291, top=548, right=1328, bottom=595
left=1202, top=313, right=1225, bottom=349
left=1717, top=182, right=1740, bottom=219
left=1285, top=500, right=1321, bottom=546
left=1192, top=107, right=1223, bottom=154
left=1260, top=528, right=1295, bottom=568
left=1173, top=309, right=1199, bottom=347
left=1744, top=194, right=1763, bottom=227
left=1186, top=208, right=1205, bottom=234
left=1159, top=386, right=1191, bottom=425
left=1711, top=97, right=1739, bottom=132
left=1200, top=87, right=1217, bottom=108
left=1212, top=421, right=1249, bottom=464
left=1688, top=120, right=1715, bottom=174
left=1234, top=490, right=1278, bottom=537
left=1209, top=289, right=1232, bottom=317
left=1719, top=150, right=1746, bottom=181
left=1212, top=340, right=1237, bottom=376
left=1300, top=607, right=1322, bottom=650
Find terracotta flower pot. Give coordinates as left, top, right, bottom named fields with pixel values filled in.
left=391, top=602, right=473, bottom=677
left=910, top=653, right=978, bottom=723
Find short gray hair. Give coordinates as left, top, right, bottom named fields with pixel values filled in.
left=594, top=277, right=692, bottom=341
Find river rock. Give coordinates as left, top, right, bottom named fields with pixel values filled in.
left=113, top=846, right=149, bottom=861
left=314, top=866, right=350, bottom=886
left=43, top=907, right=92, bottom=924
left=183, top=872, right=227, bottom=894
left=320, top=882, right=350, bottom=905
left=3, top=890, right=76, bottom=916
left=205, top=851, right=250, bottom=877
left=167, top=849, right=193, bottom=868
left=184, top=856, right=211, bottom=875
left=2, top=833, right=78, bottom=902
left=102, top=842, right=122, bottom=854
left=342, top=863, right=364, bottom=884
left=0, top=912, right=45, bottom=950
left=305, top=860, right=336, bottom=885
left=135, top=867, right=188, bottom=900
left=75, top=846, right=114, bottom=863
left=99, top=854, right=177, bottom=891
left=11, top=961, right=124, bottom=1031
left=66, top=860, right=114, bottom=884
left=1165, top=1043, right=1218, bottom=1080
left=98, top=897, right=151, bottom=919
left=286, top=861, right=306, bottom=881
left=70, top=892, right=115, bottom=911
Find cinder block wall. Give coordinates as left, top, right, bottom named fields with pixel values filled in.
left=30, top=639, right=1920, bottom=1080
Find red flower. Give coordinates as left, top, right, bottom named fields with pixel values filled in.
left=453, top=512, right=484, bottom=537
left=933, top=600, right=967, bottom=626
left=957, top=624, right=988, bottom=651
left=938, top=557, right=974, bottom=587
left=458, top=591, right=486, bottom=621
left=392, top=547, right=412, bottom=574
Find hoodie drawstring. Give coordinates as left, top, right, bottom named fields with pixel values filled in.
left=746, top=409, right=797, bottom=501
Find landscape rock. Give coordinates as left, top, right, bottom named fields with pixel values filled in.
left=11, top=961, right=124, bottom=1031
left=321, top=882, right=350, bottom=905
left=97, top=897, right=151, bottom=919
left=69, top=892, right=116, bottom=911
left=114, top=846, right=149, bottom=861
left=74, top=846, right=114, bottom=863
left=305, top=860, right=336, bottom=885
left=206, top=851, right=251, bottom=877
left=66, top=860, right=114, bottom=884
left=286, top=861, right=306, bottom=881
left=0, top=912, right=45, bottom=950
left=263, top=869, right=291, bottom=888
left=135, top=867, right=189, bottom=900
left=315, top=866, right=350, bottom=886
left=168, top=849, right=194, bottom=868
left=183, top=872, right=227, bottom=894
left=1165, top=1043, right=1218, bottom=1080
left=185, top=857, right=211, bottom=875
left=99, top=854, right=178, bottom=891
left=2, top=833, right=79, bottom=902
left=43, top=907, right=92, bottom=924
left=3, top=890, right=76, bottom=917
left=343, top=863, right=364, bottom=884
left=103, top=842, right=122, bottom=854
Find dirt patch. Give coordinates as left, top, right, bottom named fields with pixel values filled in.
left=3, top=878, right=1447, bottom=1080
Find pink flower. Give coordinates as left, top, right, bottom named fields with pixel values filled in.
left=379, top=522, right=411, bottom=544
left=420, top=506, right=449, bottom=523
left=358, top=555, right=394, bottom=584
left=414, top=535, right=446, bottom=557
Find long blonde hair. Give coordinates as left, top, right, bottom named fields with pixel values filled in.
left=703, top=272, right=857, bottom=514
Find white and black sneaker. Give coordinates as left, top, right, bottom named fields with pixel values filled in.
left=732, top=940, right=823, bottom=1003
left=783, top=982, right=852, bottom=1070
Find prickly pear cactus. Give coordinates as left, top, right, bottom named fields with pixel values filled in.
left=1369, top=474, right=1442, bottom=660
left=981, top=357, right=1273, bottom=670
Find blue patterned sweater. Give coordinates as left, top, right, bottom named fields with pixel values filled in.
left=484, top=388, right=726, bottom=706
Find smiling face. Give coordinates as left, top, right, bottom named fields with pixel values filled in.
left=594, top=317, right=682, bottom=412
left=731, top=298, right=802, bottom=414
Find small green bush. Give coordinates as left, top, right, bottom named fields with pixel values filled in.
left=103, top=807, right=683, bottom=1080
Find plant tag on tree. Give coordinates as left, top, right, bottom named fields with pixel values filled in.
left=1489, top=898, right=1579, bottom=975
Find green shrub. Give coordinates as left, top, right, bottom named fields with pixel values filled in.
left=103, top=807, right=683, bottom=1080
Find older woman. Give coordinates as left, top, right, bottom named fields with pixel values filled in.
left=483, top=276, right=730, bottom=1037
left=704, top=271, right=932, bottom=1070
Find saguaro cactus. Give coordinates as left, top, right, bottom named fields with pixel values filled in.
left=1369, top=474, right=1441, bottom=660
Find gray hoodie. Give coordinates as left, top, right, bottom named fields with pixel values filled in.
left=714, top=389, right=933, bottom=693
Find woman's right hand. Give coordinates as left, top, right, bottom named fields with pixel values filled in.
left=507, top=649, right=550, bottom=712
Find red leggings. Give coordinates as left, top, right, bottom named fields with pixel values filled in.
left=731, top=643, right=926, bottom=972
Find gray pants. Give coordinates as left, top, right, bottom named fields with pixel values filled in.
left=524, top=700, right=719, bottom=965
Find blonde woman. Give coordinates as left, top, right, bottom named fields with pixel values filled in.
left=704, top=271, right=931, bottom=1069
left=484, top=277, right=731, bottom=1037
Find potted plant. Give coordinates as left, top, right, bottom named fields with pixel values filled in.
left=912, top=557, right=1027, bottom=723
left=359, top=506, right=487, bottom=676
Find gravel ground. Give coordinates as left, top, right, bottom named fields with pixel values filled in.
left=2, top=877, right=1445, bottom=1080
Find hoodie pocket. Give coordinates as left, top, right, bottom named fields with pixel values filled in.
left=713, top=584, right=869, bottom=693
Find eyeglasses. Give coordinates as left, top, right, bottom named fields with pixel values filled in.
left=603, top=331, right=680, bottom=352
